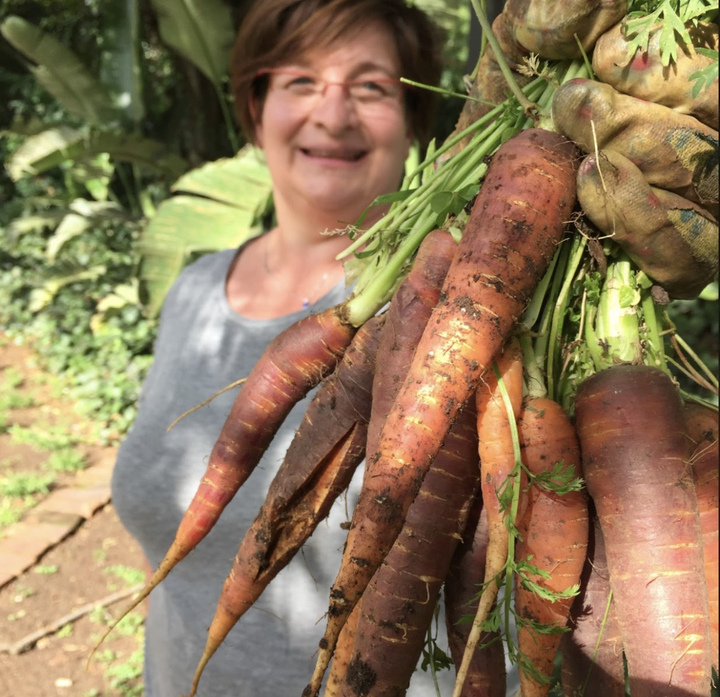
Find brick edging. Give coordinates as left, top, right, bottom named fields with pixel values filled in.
left=0, top=455, right=115, bottom=589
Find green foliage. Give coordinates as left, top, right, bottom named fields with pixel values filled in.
left=0, top=471, right=54, bottom=497
left=0, top=497, right=28, bottom=529
left=689, top=47, right=719, bottom=97
left=8, top=424, right=80, bottom=451
left=44, top=449, right=88, bottom=472
left=105, top=564, right=146, bottom=588
left=625, top=0, right=719, bottom=65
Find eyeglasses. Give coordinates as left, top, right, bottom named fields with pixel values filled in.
left=256, top=68, right=405, bottom=110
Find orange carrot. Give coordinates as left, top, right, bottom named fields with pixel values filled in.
left=561, top=511, right=625, bottom=697
left=305, top=128, right=579, bottom=696
left=575, top=365, right=713, bottom=697
left=445, top=501, right=507, bottom=697
left=91, top=305, right=356, bottom=656
left=337, top=404, right=480, bottom=697
left=326, top=605, right=361, bottom=697
left=685, top=402, right=719, bottom=670
left=366, top=228, right=458, bottom=454
left=330, top=229, right=462, bottom=696
left=452, top=336, right=525, bottom=697
left=513, top=397, right=589, bottom=697
left=184, top=315, right=384, bottom=697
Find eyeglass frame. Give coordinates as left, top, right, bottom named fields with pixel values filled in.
left=254, top=68, right=408, bottom=107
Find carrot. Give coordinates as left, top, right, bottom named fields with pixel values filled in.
left=328, top=229, right=460, bottom=696
left=326, top=605, right=361, bottom=697
left=445, top=501, right=507, bottom=697
left=684, top=403, right=719, bottom=670
left=305, top=128, right=579, bottom=696
left=337, top=404, right=480, bottom=697
left=561, top=511, right=625, bottom=697
left=575, top=365, right=713, bottom=697
left=184, top=314, right=384, bottom=697
left=513, top=397, right=589, bottom=697
left=90, top=305, right=356, bottom=657
left=366, top=228, right=458, bottom=455
left=452, top=336, right=525, bottom=697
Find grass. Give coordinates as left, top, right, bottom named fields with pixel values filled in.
left=44, top=448, right=88, bottom=472
left=105, top=564, right=146, bottom=588
left=2, top=366, right=24, bottom=389
left=0, top=472, right=55, bottom=498
left=0, top=496, right=32, bottom=530
left=89, top=608, right=145, bottom=697
left=8, top=424, right=81, bottom=452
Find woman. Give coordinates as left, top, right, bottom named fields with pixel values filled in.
left=111, top=1, right=446, bottom=696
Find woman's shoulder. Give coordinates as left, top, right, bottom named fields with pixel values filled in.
left=177, top=248, right=237, bottom=283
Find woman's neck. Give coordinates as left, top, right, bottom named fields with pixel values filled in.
left=225, top=225, right=348, bottom=320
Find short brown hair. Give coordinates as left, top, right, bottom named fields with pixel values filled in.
left=230, top=0, right=443, bottom=144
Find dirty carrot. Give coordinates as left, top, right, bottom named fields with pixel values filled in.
left=452, top=335, right=524, bottom=697
left=338, top=404, right=480, bottom=697
left=326, top=605, right=361, bottom=697
left=685, top=402, right=719, bottom=670
left=184, top=315, right=384, bottom=697
left=366, top=228, right=458, bottom=455
left=90, top=305, right=356, bottom=659
left=575, top=365, right=713, bottom=697
left=331, top=229, right=460, bottom=696
left=445, top=501, right=507, bottom=697
left=513, top=397, right=589, bottom=697
left=305, top=128, right=579, bottom=696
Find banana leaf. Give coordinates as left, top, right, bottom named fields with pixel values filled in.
left=7, top=127, right=187, bottom=181
left=149, top=0, right=235, bottom=84
left=0, top=15, right=121, bottom=126
left=138, top=146, right=273, bottom=317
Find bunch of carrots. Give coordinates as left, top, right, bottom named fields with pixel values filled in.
left=93, top=1, right=719, bottom=695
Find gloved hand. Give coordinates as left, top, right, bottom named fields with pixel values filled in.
left=446, top=1, right=626, bottom=156
left=551, top=19, right=719, bottom=299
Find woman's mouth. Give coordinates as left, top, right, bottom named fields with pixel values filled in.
left=300, top=147, right=367, bottom=163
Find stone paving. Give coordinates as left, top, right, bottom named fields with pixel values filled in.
left=0, top=450, right=115, bottom=589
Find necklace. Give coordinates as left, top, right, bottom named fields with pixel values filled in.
left=263, top=237, right=333, bottom=310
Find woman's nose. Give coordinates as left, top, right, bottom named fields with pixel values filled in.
left=308, top=83, right=360, bottom=133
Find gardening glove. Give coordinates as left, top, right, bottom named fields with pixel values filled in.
left=501, top=0, right=628, bottom=59
left=448, top=0, right=627, bottom=149
left=551, top=19, right=719, bottom=300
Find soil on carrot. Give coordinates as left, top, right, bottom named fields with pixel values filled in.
left=0, top=336, right=147, bottom=697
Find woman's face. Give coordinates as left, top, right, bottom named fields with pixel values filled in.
left=254, top=21, right=412, bottom=228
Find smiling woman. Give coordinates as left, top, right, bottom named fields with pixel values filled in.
left=109, top=2, right=444, bottom=697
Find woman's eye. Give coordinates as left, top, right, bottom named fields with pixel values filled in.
left=284, top=75, right=318, bottom=92
left=352, top=81, right=390, bottom=100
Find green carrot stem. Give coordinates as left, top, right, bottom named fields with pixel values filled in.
left=534, top=239, right=572, bottom=375
left=640, top=290, right=670, bottom=376
left=519, top=333, right=547, bottom=400
left=400, top=77, right=498, bottom=106
left=469, top=0, right=538, bottom=116
left=344, top=124, right=510, bottom=326
left=338, top=80, right=547, bottom=262
left=520, top=244, right=562, bottom=332
left=547, top=236, right=587, bottom=401
left=492, top=361, right=524, bottom=670
left=593, top=257, right=642, bottom=368
left=666, top=354, right=718, bottom=395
